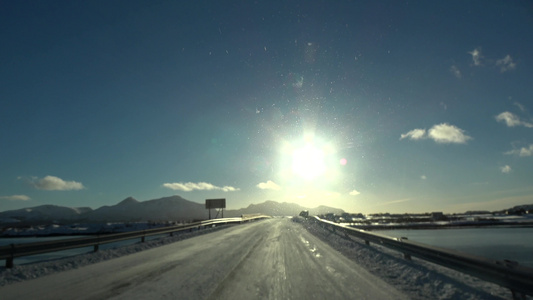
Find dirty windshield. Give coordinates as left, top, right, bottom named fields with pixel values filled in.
left=1, top=1, right=533, bottom=299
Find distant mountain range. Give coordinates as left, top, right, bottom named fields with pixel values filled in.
left=223, top=200, right=344, bottom=218
left=0, top=196, right=344, bottom=225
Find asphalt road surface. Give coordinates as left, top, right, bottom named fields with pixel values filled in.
left=0, top=218, right=407, bottom=299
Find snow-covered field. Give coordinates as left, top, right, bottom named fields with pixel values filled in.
left=1, top=221, right=181, bottom=237
left=0, top=217, right=529, bottom=299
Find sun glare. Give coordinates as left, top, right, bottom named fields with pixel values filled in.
left=292, top=144, right=326, bottom=180
left=279, top=134, right=340, bottom=186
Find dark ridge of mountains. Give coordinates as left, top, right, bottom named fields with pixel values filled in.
left=83, top=195, right=207, bottom=222
left=0, top=196, right=343, bottom=224
left=2, top=196, right=530, bottom=225
left=224, top=200, right=344, bottom=217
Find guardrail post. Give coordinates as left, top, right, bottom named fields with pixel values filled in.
left=6, top=244, right=15, bottom=268
left=511, top=289, right=526, bottom=300
left=6, top=257, right=14, bottom=268
left=94, top=235, right=101, bottom=252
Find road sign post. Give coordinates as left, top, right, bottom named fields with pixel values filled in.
left=205, top=198, right=226, bottom=219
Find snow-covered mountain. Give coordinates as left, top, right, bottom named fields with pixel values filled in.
left=0, top=205, right=92, bottom=223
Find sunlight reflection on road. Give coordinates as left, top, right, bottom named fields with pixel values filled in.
left=300, top=235, right=321, bottom=257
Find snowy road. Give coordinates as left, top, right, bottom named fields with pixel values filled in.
left=0, top=218, right=407, bottom=299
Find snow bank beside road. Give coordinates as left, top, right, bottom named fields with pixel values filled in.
left=0, top=224, right=236, bottom=286
left=294, top=217, right=523, bottom=299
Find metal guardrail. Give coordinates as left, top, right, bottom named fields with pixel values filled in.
left=313, top=216, right=533, bottom=299
left=0, top=215, right=270, bottom=268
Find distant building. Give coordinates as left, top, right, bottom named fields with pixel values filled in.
left=325, top=213, right=335, bottom=221
left=431, top=212, right=445, bottom=221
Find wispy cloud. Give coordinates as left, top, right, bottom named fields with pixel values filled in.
left=31, top=176, right=85, bottom=191
left=0, top=195, right=31, bottom=201
left=450, top=65, right=462, bottom=78
left=162, top=182, right=240, bottom=192
left=466, top=48, right=517, bottom=73
left=402, top=124, right=471, bottom=144
left=505, top=144, right=533, bottom=157
left=513, top=102, right=526, bottom=112
left=421, top=175, right=427, bottom=180
left=349, top=189, right=360, bottom=196
left=500, top=165, right=512, bottom=174
left=496, top=55, right=516, bottom=72
left=378, top=198, right=412, bottom=206
left=400, top=128, right=426, bottom=141
left=256, top=180, right=281, bottom=191
left=495, top=111, right=533, bottom=128
left=469, top=48, right=482, bottom=66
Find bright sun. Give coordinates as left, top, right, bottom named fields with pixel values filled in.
left=291, top=144, right=326, bottom=180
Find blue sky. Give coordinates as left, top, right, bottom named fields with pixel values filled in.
left=1, top=1, right=532, bottom=214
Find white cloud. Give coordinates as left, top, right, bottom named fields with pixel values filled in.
left=400, top=128, right=426, bottom=140
left=500, top=165, right=512, bottom=174
left=428, top=123, right=472, bottom=144
left=162, top=182, right=240, bottom=192
left=32, top=176, right=85, bottom=191
left=421, top=175, right=427, bottom=180
left=496, top=55, right=516, bottom=72
left=221, top=186, right=239, bottom=192
left=349, top=189, right=360, bottom=196
left=256, top=180, right=281, bottom=191
left=495, top=111, right=533, bottom=128
left=496, top=111, right=521, bottom=126
left=450, top=65, right=462, bottom=78
left=0, top=195, right=31, bottom=201
left=401, top=124, right=471, bottom=144
left=505, top=144, right=533, bottom=157
left=469, top=48, right=482, bottom=66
